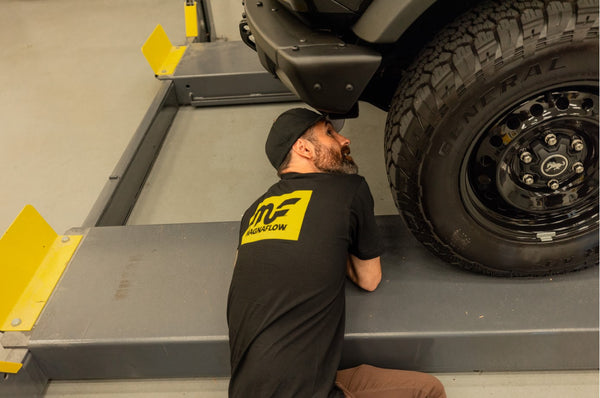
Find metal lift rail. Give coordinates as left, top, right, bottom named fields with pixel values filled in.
left=1, top=2, right=598, bottom=396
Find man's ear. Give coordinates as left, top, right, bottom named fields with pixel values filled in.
left=291, top=138, right=314, bottom=160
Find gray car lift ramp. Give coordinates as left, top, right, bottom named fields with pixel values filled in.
left=1, top=218, right=598, bottom=396
left=1, top=2, right=598, bottom=396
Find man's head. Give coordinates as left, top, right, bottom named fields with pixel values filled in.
left=266, top=108, right=357, bottom=175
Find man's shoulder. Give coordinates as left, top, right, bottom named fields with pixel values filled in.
left=322, top=173, right=367, bottom=189
left=281, top=172, right=366, bottom=183
left=276, top=173, right=368, bottom=196
left=242, top=174, right=367, bottom=211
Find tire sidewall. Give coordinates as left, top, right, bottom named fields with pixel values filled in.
left=420, top=43, right=599, bottom=274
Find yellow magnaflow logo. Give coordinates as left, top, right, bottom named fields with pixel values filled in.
left=241, top=190, right=312, bottom=245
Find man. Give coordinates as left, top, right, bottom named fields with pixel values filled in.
left=227, top=108, right=446, bottom=398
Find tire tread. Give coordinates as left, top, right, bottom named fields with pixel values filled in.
left=384, top=0, right=599, bottom=276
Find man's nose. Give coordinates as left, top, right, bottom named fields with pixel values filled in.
left=335, top=132, right=351, bottom=146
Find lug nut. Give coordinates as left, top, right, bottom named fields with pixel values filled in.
left=547, top=179, right=560, bottom=190
left=545, top=133, right=557, bottom=146
left=520, top=151, right=533, bottom=164
left=571, top=138, right=584, bottom=152
left=573, top=162, right=584, bottom=174
left=522, top=174, right=534, bottom=185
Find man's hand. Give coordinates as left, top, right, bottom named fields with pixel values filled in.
left=346, top=254, right=381, bottom=292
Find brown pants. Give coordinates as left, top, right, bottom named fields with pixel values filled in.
left=335, top=365, right=447, bottom=398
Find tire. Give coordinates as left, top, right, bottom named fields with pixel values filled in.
left=384, top=0, right=599, bottom=276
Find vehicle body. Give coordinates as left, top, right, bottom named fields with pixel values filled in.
left=241, top=0, right=599, bottom=276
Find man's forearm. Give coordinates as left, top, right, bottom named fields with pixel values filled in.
left=346, top=256, right=359, bottom=285
left=347, top=254, right=382, bottom=292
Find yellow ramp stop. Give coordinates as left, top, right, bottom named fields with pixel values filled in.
left=141, top=24, right=187, bottom=76
left=0, top=205, right=82, bottom=332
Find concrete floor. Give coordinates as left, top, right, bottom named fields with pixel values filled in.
left=126, top=102, right=397, bottom=225
left=0, top=0, right=598, bottom=397
left=42, top=371, right=600, bottom=398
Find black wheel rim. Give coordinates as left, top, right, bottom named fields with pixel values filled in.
left=462, top=84, right=599, bottom=242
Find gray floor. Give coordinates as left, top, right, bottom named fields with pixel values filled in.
left=1, top=1, right=598, bottom=397
left=127, top=102, right=396, bottom=225
left=42, top=371, right=600, bottom=398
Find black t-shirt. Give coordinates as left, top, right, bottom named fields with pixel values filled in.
left=227, top=173, right=382, bottom=398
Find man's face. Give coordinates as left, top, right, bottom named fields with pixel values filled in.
left=306, top=121, right=358, bottom=174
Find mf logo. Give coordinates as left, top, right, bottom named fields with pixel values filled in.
left=242, top=190, right=312, bottom=245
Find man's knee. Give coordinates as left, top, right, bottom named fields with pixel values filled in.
left=422, top=373, right=446, bottom=398
left=383, top=369, right=446, bottom=398
left=338, top=364, right=447, bottom=398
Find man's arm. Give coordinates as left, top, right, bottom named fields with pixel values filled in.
left=346, top=254, right=382, bottom=292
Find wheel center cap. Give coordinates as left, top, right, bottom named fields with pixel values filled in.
left=540, top=154, right=569, bottom=177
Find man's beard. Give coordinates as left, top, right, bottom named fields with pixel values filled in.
left=313, top=142, right=358, bottom=175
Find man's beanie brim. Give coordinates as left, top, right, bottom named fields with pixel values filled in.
left=265, top=108, right=327, bottom=169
